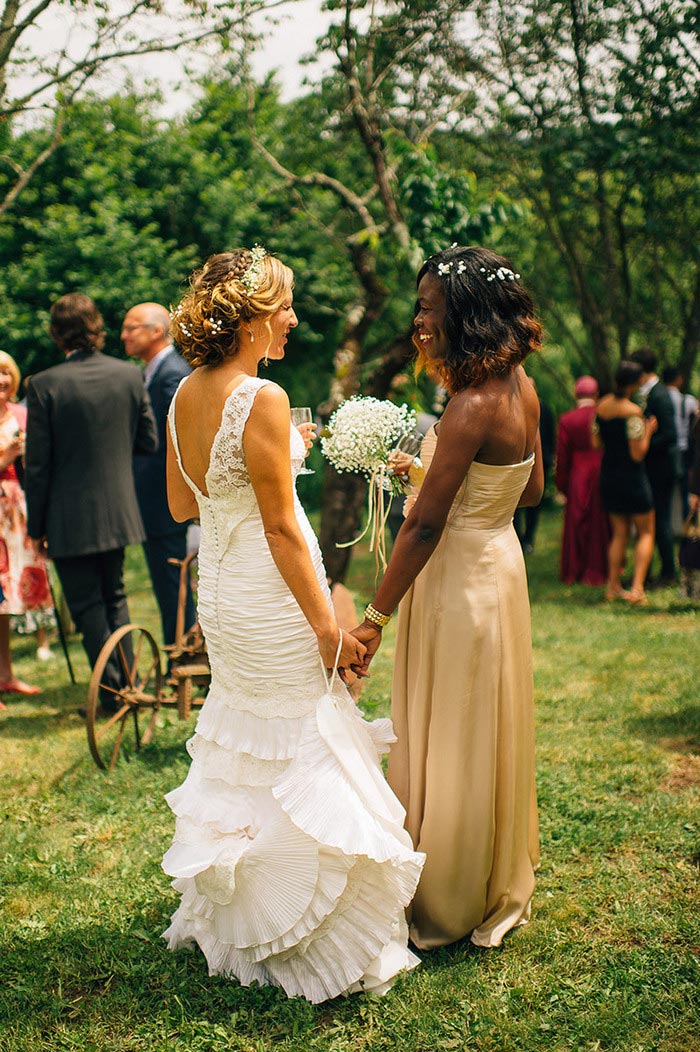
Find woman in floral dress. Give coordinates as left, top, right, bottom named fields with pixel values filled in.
left=0, top=352, right=52, bottom=703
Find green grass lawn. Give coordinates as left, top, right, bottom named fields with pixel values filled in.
left=1, top=508, right=698, bottom=1051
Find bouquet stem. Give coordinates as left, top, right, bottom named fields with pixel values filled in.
left=336, top=466, right=394, bottom=575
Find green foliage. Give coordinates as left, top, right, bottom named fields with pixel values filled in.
left=1, top=518, right=699, bottom=1050
left=468, top=0, right=700, bottom=381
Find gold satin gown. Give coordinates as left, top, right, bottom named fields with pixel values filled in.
left=387, top=426, right=540, bottom=949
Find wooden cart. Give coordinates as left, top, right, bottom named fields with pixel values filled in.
left=85, top=553, right=210, bottom=770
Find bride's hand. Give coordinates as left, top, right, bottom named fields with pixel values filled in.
left=317, top=628, right=366, bottom=680
left=296, top=421, right=317, bottom=457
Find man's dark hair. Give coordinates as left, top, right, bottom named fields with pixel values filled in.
left=630, top=348, right=657, bottom=374
left=50, top=293, right=105, bottom=354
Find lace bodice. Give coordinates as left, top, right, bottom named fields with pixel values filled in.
left=168, top=375, right=307, bottom=554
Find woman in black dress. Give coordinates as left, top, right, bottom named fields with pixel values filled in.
left=593, top=361, right=657, bottom=604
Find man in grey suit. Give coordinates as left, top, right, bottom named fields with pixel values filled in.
left=122, top=301, right=195, bottom=648
left=25, top=293, right=158, bottom=710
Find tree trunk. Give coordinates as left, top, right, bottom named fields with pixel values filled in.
left=318, top=333, right=415, bottom=583
left=319, top=466, right=369, bottom=585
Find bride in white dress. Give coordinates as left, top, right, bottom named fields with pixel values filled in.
left=161, top=247, right=424, bottom=1003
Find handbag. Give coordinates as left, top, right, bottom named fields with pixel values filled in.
left=678, top=509, right=700, bottom=571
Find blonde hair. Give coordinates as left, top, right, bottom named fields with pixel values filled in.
left=171, top=250, right=293, bottom=368
left=0, top=351, right=21, bottom=398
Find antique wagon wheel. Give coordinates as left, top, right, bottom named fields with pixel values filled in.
left=86, top=624, right=163, bottom=771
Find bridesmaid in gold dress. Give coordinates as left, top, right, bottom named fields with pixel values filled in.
left=351, top=245, right=543, bottom=950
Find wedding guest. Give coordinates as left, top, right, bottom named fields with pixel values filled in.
left=684, top=418, right=700, bottom=592
left=555, top=375, right=609, bottom=586
left=663, top=365, right=698, bottom=519
left=25, top=293, right=158, bottom=713
left=514, top=394, right=555, bottom=553
left=631, top=349, right=678, bottom=585
left=122, top=301, right=195, bottom=647
left=0, top=351, right=51, bottom=698
left=593, top=360, right=657, bottom=604
left=687, top=412, right=700, bottom=507
left=353, top=245, right=543, bottom=949
left=161, top=248, right=422, bottom=1002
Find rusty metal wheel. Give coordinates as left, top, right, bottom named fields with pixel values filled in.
left=86, top=624, right=163, bottom=771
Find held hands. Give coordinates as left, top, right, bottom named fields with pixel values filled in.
left=296, top=422, right=317, bottom=458
left=689, top=493, right=700, bottom=515
left=348, top=620, right=383, bottom=676
left=318, top=627, right=366, bottom=686
left=646, top=415, right=658, bottom=435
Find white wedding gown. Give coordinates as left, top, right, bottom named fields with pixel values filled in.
left=162, top=376, right=424, bottom=1002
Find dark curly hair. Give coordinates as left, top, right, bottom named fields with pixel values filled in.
left=171, top=249, right=293, bottom=368
left=414, top=245, right=542, bottom=392
left=49, top=293, right=105, bottom=354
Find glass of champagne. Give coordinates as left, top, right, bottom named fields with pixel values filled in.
left=290, top=406, right=315, bottom=475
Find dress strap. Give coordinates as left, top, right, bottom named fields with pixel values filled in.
left=167, top=377, right=201, bottom=497
left=320, top=630, right=343, bottom=693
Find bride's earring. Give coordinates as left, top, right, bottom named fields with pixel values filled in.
left=249, top=330, right=255, bottom=343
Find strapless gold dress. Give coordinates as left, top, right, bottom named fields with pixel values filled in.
left=387, top=426, right=539, bottom=949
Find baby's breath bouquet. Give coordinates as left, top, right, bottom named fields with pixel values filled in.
left=321, top=396, right=416, bottom=569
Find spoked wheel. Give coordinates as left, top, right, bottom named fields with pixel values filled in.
left=86, top=624, right=163, bottom=771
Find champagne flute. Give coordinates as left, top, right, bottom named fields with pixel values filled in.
left=381, top=430, right=424, bottom=491
left=290, top=406, right=315, bottom=475
left=394, top=430, right=423, bottom=458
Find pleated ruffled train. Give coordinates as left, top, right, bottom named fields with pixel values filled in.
left=162, top=671, right=423, bottom=1001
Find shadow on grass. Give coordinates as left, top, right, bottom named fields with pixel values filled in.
left=628, top=704, right=700, bottom=752
left=0, top=688, right=88, bottom=739
left=0, top=915, right=474, bottom=1042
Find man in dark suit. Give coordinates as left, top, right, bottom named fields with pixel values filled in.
left=122, top=302, right=195, bottom=647
left=25, top=293, right=158, bottom=709
left=632, top=348, right=679, bottom=584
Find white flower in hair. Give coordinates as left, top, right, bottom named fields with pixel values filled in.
left=239, top=244, right=267, bottom=295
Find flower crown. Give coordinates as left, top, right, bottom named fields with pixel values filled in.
left=238, top=244, right=267, bottom=295
left=435, top=259, right=520, bottom=282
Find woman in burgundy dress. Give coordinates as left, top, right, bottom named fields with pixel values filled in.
left=555, top=376, right=610, bottom=587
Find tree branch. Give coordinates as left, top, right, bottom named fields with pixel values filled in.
left=0, top=109, right=63, bottom=219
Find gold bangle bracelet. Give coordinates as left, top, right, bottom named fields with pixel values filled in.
left=364, top=603, right=391, bottom=628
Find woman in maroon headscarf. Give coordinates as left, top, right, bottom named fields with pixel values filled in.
left=555, top=376, right=610, bottom=587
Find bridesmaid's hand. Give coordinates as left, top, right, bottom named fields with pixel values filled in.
left=387, top=450, right=414, bottom=482
left=348, top=621, right=383, bottom=675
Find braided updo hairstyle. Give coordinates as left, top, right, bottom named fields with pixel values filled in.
left=171, top=249, right=293, bottom=368
left=415, top=245, right=542, bottom=392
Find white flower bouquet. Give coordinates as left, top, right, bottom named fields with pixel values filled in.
left=321, top=396, right=417, bottom=569
left=321, top=396, right=416, bottom=494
